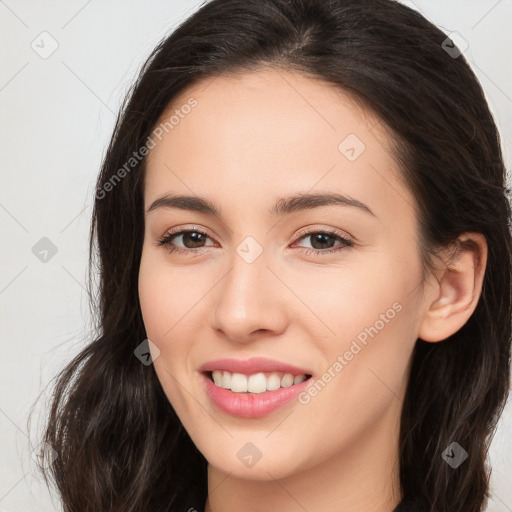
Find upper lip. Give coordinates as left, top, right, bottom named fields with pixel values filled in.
left=199, top=357, right=313, bottom=376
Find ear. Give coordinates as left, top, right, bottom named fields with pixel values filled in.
left=418, top=232, right=487, bottom=343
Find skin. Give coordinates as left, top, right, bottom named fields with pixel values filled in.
left=138, top=67, right=487, bottom=512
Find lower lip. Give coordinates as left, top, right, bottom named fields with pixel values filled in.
left=201, top=372, right=312, bottom=418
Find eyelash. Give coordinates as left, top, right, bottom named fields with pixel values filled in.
left=156, top=227, right=353, bottom=256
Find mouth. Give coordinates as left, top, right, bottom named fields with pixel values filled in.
left=203, top=370, right=313, bottom=394
left=200, top=369, right=314, bottom=418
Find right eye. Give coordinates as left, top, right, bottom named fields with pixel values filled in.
left=157, top=228, right=216, bottom=254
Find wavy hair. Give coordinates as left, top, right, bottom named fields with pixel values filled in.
left=37, top=0, right=512, bottom=511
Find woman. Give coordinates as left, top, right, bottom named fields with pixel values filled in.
left=38, top=0, right=512, bottom=511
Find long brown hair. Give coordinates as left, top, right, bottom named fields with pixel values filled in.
left=37, top=1, right=512, bottom=511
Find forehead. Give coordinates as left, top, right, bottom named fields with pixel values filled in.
left=144, top=68, right=414, bottom=223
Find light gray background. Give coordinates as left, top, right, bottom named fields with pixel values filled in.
left=1, top=1, right=511, bottom=511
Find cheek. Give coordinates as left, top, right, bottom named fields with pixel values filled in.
left=138, top=250, right=190, bottom=340
left=301, top=259, right=404, bottom=343
left=293, top=295, right=415, bottom=461
left=138, top=251, right=204, bottom=381
left=138, top=254, right=196, bottom=415
left=138, top=260, right=168, bottom=339
left=301, top=254, right=420, bottom=405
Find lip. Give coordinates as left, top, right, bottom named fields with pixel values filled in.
left=200, top=371, right=312, bottom=418
left=198, top=357, right=313, bottom=376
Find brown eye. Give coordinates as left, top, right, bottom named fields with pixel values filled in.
left=173, top=231, right=208, bottom=248
left=157, top=229, right=214, bottom=254
left=305, top=232, right=337, bottom=250
left=293, top=230, right=353, bottom=256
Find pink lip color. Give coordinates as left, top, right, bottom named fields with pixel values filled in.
left=201, top=371, right=311, bottom=418
left=198, top=357, right=312, bottom=376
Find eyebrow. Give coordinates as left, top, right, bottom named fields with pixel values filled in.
left=146, top=192, right=376, bottom=217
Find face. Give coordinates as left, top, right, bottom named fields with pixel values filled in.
left=138, top=68, right=428, bottom=481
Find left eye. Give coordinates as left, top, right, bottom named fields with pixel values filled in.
left=157, top=229, right=353, bottom=256
left=292, top=231, right=353, bottom=254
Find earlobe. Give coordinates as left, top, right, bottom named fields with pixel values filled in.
left=417, top=232, right=487, bottom=343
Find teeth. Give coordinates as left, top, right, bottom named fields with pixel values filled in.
left=295, top=375, right=307, bottom=384
left=211, top=370, right=308, bottom=393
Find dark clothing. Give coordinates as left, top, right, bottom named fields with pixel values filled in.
left=173, top=488, right=425, bottom=512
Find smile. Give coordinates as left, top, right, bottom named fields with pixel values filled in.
left=209, top=370, right=310, bottom=393
left=201, top=371, right=313, bottom=418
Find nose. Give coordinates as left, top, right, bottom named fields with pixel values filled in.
left=209, top=249, right=288, bottom=344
